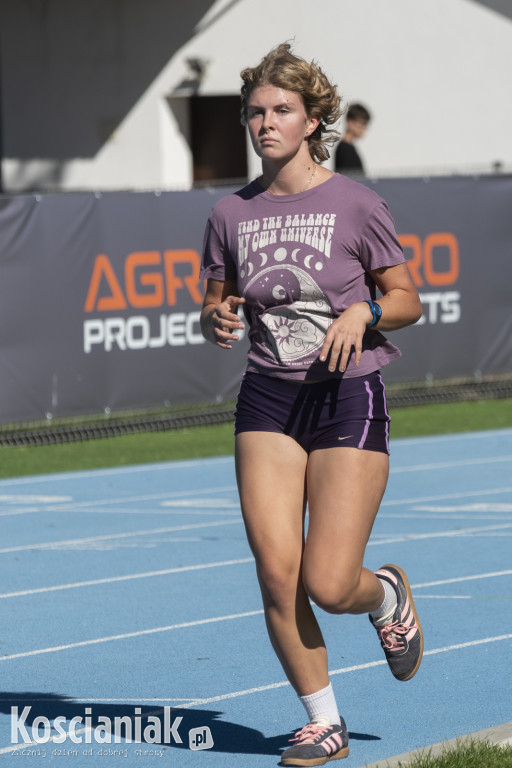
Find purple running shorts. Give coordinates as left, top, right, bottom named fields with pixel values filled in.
left=234, top=371, right=390, bottom=455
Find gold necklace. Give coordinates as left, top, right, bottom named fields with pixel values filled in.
left=303, top=163, right=317, bottom=192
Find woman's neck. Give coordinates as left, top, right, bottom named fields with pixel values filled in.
left=261, top=157, right=329, bottom=196
left=263, top=164, right=316, bottom=195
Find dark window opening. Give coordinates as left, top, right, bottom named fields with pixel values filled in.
left=190, top=95, right=247, bottom=184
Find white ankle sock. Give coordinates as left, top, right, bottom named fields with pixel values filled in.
left=299, top=682, right=340, bottom=726
left=370, top=578, right=397, bottom=626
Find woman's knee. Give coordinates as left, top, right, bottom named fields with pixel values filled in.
left=256, top=560, right=302, bottom=610
left=303, top=570, right=360, bottom=614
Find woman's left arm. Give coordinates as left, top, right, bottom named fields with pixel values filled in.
left=369, top=262, right=422, bottom=331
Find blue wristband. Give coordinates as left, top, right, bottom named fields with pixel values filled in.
left=364, top=300, right=382, bottom=328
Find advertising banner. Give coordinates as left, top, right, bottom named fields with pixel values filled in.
left=0, top=190, right=247, bottom=423
left=0, top=176, right=511, bottom=423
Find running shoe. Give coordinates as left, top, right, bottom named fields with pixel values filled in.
left=280, top=719, right=349, bottom=766
left=370, top=563, right=424, bottom=681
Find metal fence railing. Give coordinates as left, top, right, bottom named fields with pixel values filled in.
left=1, top=374, right=511, bottom=447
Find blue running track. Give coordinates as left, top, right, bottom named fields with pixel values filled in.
left=1, top=428, right=511, bottom=766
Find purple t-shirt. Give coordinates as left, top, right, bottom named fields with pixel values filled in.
left=202, top=173, right=405, bottom=381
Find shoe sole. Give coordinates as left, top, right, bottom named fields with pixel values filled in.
left=382, top=562, right=424, bottom=681
left=280, top=745, right=349, bottom=766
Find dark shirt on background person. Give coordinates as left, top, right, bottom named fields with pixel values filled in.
left=335, top=140, right=364, bottom=173
left=335, top=103, right=371, bottom=175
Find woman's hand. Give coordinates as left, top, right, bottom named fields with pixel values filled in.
left=208, top=295, right=246, bottom=349
left=319, top=263, right=422, bottom=373
left=319, top=302, right=373, bottom=372
left=201, top=279, right=245, bottom=349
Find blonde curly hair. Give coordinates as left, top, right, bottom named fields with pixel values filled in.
left=240, top=43, right=343, bottom=163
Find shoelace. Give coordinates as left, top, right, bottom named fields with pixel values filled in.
left=290, top=723, right=330, bottom=744
left=377, top=620, right=416, bottom=650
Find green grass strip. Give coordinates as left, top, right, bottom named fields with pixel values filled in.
left=390, top=738, right=512, bottom=767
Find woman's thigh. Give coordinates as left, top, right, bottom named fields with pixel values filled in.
left=303, top=446, right=389, bottom=590
left=235, top=431, right=308, bottom=584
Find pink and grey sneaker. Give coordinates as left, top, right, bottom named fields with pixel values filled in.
left=280, top=718, right=349, bottom=766
left=370, top=563, right=424, bottom=682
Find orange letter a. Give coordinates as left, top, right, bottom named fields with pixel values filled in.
left=84, top=254, right=127, bottom=312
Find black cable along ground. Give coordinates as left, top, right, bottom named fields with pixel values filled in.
left=1, top=374, right=512, bottom=448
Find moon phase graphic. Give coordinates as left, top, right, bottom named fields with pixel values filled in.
left=244, top=265, right=334, bottom=363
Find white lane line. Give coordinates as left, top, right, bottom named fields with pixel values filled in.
left=413, top=569, right=512, bottom=589
left=0, top=485, right=240, bottom=518
left=1, top=506, right=242, bottom=521
left=0, top=456, right=235, bottom=486
left=0, top=698, right=199, bottom=703
left=0, top=519, right=242, bottom=555
left=413, top=503, right=512, bottom=512
left=0, top=495, right=75, bottom=518
left=390, top=455, right=512, bottom=474
left=161, top=499, right=241, bottom=508
left=423, top=634, right=512, bottom=656
left=50, top=485, right=239, bottom=511
left=0, top=495, right=72, bottom=504
left=381, top=514, right=512, bottom=521
left=0, top=610, right=266, bottom=661
left=84, top=508, right=242, bottom=516
left=413, top=595, right=473, bottom=599
left=414, top=595, right=511, bottom=600
left=0, top=505, right=243, bottom=520
left=367, top=521, right=512, bottom=546
left=0, top=557, right=254, bottom=599
left=392, top=428, right=512, bottom=447
left=380, top=487, right=512, bottom=507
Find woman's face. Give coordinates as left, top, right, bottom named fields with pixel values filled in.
left=246, top=85, right=317, bottom=164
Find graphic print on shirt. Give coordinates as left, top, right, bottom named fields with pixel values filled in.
left=237, top=212, right=336, bottom=367
left=244, top=263, right=333, bottom=364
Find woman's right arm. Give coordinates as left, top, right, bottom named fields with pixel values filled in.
left=200, top=278, right=246, bottom=350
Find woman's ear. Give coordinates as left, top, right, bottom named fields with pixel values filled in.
left=305, top=115, right=321, bottom=137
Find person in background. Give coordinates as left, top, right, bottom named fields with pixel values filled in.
left=335, top=103, right=371, bottom=175
left=201, top=43, right=423, bottom=767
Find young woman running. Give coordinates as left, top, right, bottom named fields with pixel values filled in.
left=200, top=43, right=424, bottom=767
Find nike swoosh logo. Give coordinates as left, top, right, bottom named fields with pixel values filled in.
left=338, top=436, right=354, bottom=441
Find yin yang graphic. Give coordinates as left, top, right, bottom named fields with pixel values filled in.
left=244, top=265, right=334, bottom=363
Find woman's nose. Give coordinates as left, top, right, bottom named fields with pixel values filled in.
left=261, top=112, right=273, bottom=132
